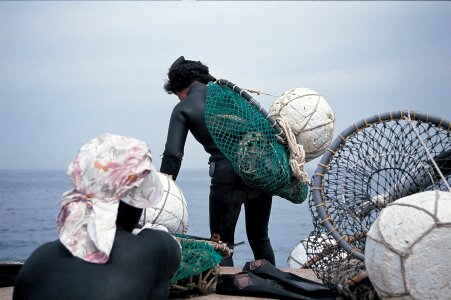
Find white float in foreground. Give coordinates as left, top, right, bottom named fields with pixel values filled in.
left=365, top=191, right=451, bottom=300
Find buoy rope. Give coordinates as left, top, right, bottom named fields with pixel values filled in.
left=276, top=117, right=309, bottom=183
left=241, top=87, right=279, bottom=97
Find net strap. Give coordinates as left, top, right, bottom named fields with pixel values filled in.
left=276, top=117, right=309, bottom=183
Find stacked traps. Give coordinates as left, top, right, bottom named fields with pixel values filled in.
left=303, top=110, right=451, bottom=299
left=205, top=79, right=309, bottom=204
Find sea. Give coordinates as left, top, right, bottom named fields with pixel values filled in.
left=0, top=169, right=315, bottom=268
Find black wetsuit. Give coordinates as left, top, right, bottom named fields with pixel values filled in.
left=13, top=204, right=181, bottom=300
left=161, top=82, right=275, bottom=266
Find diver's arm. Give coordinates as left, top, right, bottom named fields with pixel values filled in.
left=160, top=107, right=189, bottom=180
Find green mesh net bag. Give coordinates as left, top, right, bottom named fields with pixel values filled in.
left=170, top=234, right=222, bottom=284
left=205, top=80, right=308, bottom=204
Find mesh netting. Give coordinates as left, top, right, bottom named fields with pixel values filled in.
left=305, top=111, right=450, bottom=298
left=205, top=80, right=308, bottom=203
left=170, top=234, right=222, bottom=284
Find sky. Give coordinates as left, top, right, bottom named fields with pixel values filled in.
left=1, top=1, right=450, bottom=171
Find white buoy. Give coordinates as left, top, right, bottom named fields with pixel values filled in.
left=287, top=233, right=346, bottom=268
left=365, top=191, right=451, bottom=300
left=287, top=238, right=309, bottom=268
left=138, top=172, right=188, bottom=234
left=269, top=88, right=335, bottom=162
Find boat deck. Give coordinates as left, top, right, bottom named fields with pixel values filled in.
left=1, top=267, right=337, bottom=300
left=177, top=267, right=331, bottom=299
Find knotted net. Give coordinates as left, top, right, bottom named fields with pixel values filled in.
left=205, top=80, right=308, bottom=204
left=170, top=234, right=222, bottom=284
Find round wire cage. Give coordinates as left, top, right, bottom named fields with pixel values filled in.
left=305, top=110, right=450, bottom=294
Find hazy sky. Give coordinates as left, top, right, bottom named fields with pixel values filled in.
left=1, top=1, right=450, bottom=171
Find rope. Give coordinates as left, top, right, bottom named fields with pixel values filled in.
left=405, top=112, right=451, bottom=192
left=242, top=88, right=279, bottom=97
left=276, top=117, right=309, bottom=183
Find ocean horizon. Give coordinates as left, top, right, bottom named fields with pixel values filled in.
left=0, top=168, right=315, bottom=268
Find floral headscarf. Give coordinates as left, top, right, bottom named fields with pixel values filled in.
left=56, top=133, right=163, bottom=264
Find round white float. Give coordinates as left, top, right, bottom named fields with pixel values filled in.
left=138, top=172, right=188, bottom=234
left=365, top=191, right=451, bottom=300
left=287, top=233, right=346, bottom=268
left=269, top=88, right=335, bottom=162
left=287, top=238, right=309, bottom=268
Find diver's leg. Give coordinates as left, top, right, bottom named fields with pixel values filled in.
left=209, top=160, right=247, bottom=266
left=244, top=192, right=275, bottom=265
left=209, top=182, right=246, bottom=266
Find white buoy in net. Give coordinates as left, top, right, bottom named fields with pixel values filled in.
left=287, top=233, right=346, bottom=268
left=365, top=191, right=451, bottom=300
left=138, top=172, right=188, bottom=234
left=269, top=88, right=335, bottom=162
left=287, top=238, right=310, bottom=268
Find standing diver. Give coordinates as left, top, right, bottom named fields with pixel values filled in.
left=160, top=56, right=275, bottom=266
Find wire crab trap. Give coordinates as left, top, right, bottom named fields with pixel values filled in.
left=305, top=110, right=451, bottom=299
left=205, top=79, right=309, bottom=204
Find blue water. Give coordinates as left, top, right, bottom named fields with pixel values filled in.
left=0, top=169, right=314, bottom=268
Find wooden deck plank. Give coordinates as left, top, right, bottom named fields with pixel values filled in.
left=172, top=267, right=331, bottom=299
left=0, top=268, right=331, bottom=300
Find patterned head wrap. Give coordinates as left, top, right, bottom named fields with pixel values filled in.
left=56, top=133, right=163, bottom=264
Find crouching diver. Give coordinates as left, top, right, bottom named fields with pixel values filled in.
left=161, top=56, right=275, bottom=266
left=13, top=134, right=181, bottom=300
